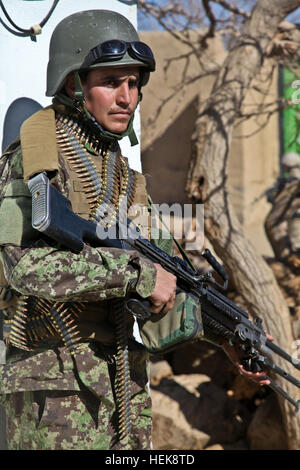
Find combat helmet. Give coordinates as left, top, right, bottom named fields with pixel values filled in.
left=46, top=9, right=155, bottom=97
left=46, top=9, right=155, bottom=145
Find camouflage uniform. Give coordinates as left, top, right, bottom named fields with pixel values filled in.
left=0, top=99, right=158, bottom=450
left=0, top=9, right=206, bottom=451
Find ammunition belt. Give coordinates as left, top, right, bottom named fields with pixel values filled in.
left=8, top=112, right=138, bottom=440
left=56, top=113, right=136, bottom=227
left=55, top=113, right=138, bottom=439
left=8, top=295, right=84, bottom=352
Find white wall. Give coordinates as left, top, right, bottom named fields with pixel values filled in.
left=0, top=0, right=141, bottom=170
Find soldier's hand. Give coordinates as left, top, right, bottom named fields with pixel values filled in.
left=221, top=335, right=274, bottom=386
left=149, top=263, right=177, bottom=314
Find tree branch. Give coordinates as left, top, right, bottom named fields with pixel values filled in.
left=201, top=0, right=217, bottom=48
left=211, top=0, right=251, bottom=18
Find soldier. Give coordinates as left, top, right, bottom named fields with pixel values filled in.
left=0, top=10, right=268, bottom=450
left=282, top=153, right=300, bottom=258
left=265, top=152, right=300, bottom=268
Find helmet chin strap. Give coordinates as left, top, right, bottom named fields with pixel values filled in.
left=71, top=71, right=139, bottom=146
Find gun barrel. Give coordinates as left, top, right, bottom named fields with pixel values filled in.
left=266, top=340, right=300, bottom=371
left=267, top=377, right=300, bottom=413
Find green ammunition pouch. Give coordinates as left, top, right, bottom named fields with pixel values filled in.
left=0, top=141, right=22, bottom=323
left=138, top=291, right=203, bottom=354
left=0, top=179, right=38, bottom=246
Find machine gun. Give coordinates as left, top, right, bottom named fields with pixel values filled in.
left=28, top=172, right=300, bottom=413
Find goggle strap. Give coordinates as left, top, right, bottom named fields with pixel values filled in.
left=74, top=71, right=85, bottom=102
left=127, top=121, right=138, bottom=146
left=98, top=115, right=139, bottom=147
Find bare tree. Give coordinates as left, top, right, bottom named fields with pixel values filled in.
left=138, top=0, right=300, bottom=449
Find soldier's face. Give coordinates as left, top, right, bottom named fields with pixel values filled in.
left=82, top=66, right=140, bottom=134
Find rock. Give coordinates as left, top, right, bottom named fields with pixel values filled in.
left=151, top=384, right=210, bottom=450
left=247, top=393, right=288, bottom=450
left=151, top=373, right=251, bottom=449
left=150, top=360, right=173, bottom=386
left=204, top=439, right=249, bottom=450
left=170, top=341, right=235, bottom=388
left=204, top=443, right=224, bottom=450
left=228, top=374, right=261, bottom=401
left=223, top=439, right=249, bottom=450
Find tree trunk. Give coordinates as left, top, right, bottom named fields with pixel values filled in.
left=186, top=0, right=300, bottom=449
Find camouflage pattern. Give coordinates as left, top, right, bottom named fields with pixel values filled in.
left=0, top=103, right=157, bottom=449
left=0, top=342, right=151, bottom=450
left=139, top=291, right=204, bottom=354
left=1, top=244, right=156, bottom=303
left=0, top=126, right=156, bottom=303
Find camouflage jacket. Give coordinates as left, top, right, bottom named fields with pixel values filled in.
left=0, top=102, right=159, bottom=394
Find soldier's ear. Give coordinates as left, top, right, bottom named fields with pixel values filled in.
left=65, top=73, right=76, bottom=99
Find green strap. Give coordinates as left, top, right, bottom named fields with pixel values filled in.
left=74, top=71, right=85, bottom=102
left=148, top=195, right=196, bottom=272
